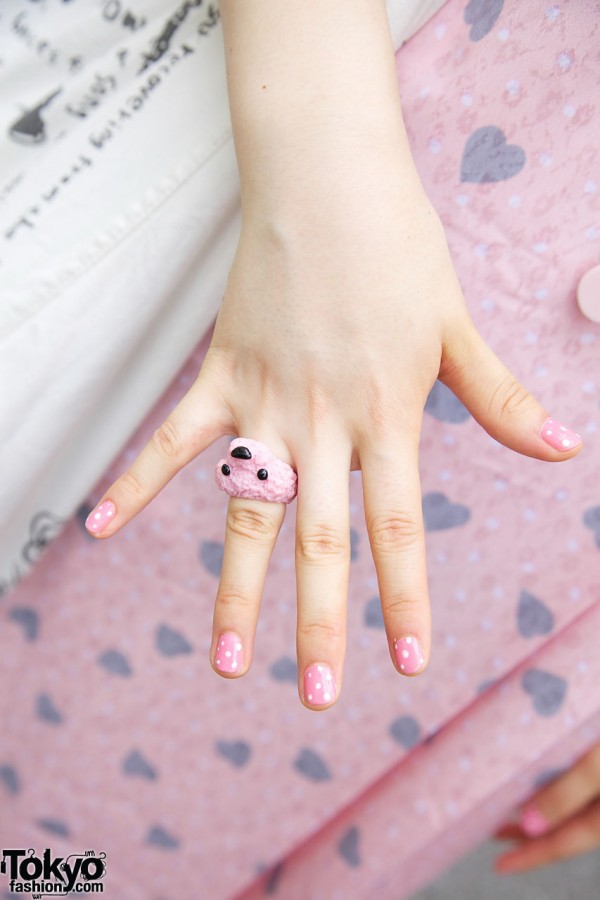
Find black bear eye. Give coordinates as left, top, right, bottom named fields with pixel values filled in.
left=257, top=469, right=268, bottom=480
left=221, top=464, right=230, bottom=476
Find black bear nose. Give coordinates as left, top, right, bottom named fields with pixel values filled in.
left=231, top=446, right=252, bottom=460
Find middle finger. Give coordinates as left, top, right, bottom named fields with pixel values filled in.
left=295, top=433, right=353, bottom=711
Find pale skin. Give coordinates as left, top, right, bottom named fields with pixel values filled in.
left=494, top=741, right=600, bottom=873
left=86, top=0, right=584, bottom=841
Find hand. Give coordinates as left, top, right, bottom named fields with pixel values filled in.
left=493, top=742, right=600, bottom=873
left=83, top=172, right=583, bottom=710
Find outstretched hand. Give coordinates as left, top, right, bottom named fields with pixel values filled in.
left=84, top=171, right=583, bottom=710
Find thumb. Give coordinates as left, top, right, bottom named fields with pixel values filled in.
left=438, top=321, right=583, bottom=461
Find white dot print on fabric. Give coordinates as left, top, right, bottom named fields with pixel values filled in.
left=557, top=52, right=572, bottom=70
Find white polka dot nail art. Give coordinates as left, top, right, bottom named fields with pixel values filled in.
left=303, top=663, right=336, bottom=708
left=393, top=636, right=426, bottom=675
left=215, top=632, right=244, bottom=675
left=538, top=416, right=582, bottom=452
left=85, top=500, right=116, bottom=535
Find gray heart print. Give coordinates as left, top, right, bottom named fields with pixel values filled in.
left=122, top=749, right=157, bottom=780
left=363, top=596, right=384, bottom=629
left=389, top=715, right=422, bottom=750
left=216, top=740, right=252, bottom=768
left=145, top=825, right=180, bottom=849
left=293, top=747, right=332, bottom=781
left=464, top=0, right=504, bottom=41
left=36, top=818, right=70, bottom=837
left=8, top=607, right=39, bottom=641
left=583, top=506, right=600, bottom=548
left=522, top=668, right=567, bottom=716
left=200, top=540, right=224, bottom=576
left=423, top=492, right=471, bottom=530
left=517, top=590, right=555, bottom=638
left=98, top=648, right=133, bottom=676
left=37, top=693, right=64, bottom=725
left=350, top=527, right=360, bottom=561
left=270, top=656, right=298, bottom=683
left=338, top=826, right=361, bottom=867
left=262, top=861, right=285, bottom=895
left=0, top=764, right=20, bottom=795
left=532, top=767, right=567, bottom=790
left=156, top=624, right=193, bottom=657
left=424, top=380, right=471, bottom=423
left=461, top=126, right=526, bottom=183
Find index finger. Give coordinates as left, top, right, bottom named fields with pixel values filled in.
left=84, top=372, right=231, bottom=538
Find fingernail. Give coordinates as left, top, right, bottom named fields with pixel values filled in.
left=215, top=631, right=244, bottom=673
left=538, top=416, right=582, bottom=452
left=394, top=635, right=425, bottom=674
left=303, top=663, right=336, bottom=707
left=519, top=805, right=550, bottom=837
left=85, top=500, right=116, bottom=534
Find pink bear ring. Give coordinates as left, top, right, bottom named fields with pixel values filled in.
left=215, top=437, right=298, bottom=504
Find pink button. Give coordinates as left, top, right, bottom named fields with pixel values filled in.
left=576, top=264, right=600, bottom=323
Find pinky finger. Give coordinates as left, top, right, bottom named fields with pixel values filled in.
left=495, top=798, right=600, bottom=874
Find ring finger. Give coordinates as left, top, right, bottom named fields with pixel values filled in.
left=359, top=427, right=431, bottom=677
left=211, top=430, right=290, bottom=678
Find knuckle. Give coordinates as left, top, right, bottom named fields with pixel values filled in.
left=362, top=374, right=389, bottom=437
left=152, top=420, right=184, bottom=459
left=216, top=587, right=255, bottom=610
left=226, top=505, right=278, bottom=541
left=297, top=526, right=350, bottom=565
left=493, top=374, right=530, bottom=420
left=381, top=594, right=420, bottom=617
left=369, top=512, right=422, bottom=553
left=297, top=619, right=345, bottom=642
left=119, top=467, right=147, bottom=498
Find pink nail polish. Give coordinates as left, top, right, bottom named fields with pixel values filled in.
left=85, top=500, right=116, bottom=534
left=215, top=632, right=244, bottom=673
left=519, top=805, right=550, bottom=837
left=303, top=663, right=336, bottom=706
left=394, top=636, right=425, bottom=674
left=538, top=416, right=582, bottom=452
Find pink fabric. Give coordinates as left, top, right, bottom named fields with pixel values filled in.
left=1, top=2, right=599, bottom=898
